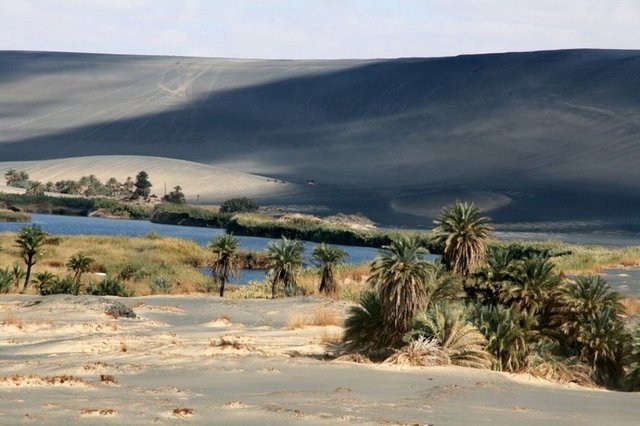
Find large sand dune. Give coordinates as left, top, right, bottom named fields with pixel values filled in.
left=0, top=156, right=300, bottom=203
left=0, top=295, right=637, bottom=425
left=1, top=50, right=640, bottom=227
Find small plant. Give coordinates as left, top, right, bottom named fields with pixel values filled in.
left=116, top=262, right=146, bottom=281
left=150, top=276, right=172, bottom=294
left=99, top=374, right=117, bottom=384
left=172, top=407, right=194, bottom=417
left=88, top=277, right=130, bottom=297
left=0, top=268, right=12, bottom=294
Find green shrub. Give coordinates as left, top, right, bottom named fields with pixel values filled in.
left=150, top=276, right=172, bottom=294
left=0, top=268, right=12, bottom=294
left=39, top=276, right=80, bottom=296
left=87, top=277, right=131, bottom=297
left=219, top=197, right=259, bottom=214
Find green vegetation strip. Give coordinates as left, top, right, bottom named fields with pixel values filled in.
left=0, top=209, right=30, bottom=222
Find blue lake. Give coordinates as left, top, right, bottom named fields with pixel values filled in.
left=0, top=214, right=413, bottom=283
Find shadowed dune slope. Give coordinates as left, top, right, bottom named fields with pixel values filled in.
left=1, top=50, right=640, bottom=227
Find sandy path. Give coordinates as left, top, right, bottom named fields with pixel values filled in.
left=0, top=295, right=637, bottom=425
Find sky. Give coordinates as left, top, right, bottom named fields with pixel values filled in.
left=1, top=0, right=639, bottom=59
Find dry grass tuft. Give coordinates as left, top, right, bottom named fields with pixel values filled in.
left=172, top=407, right=194, bottom=417
left=99, top=374, right=117, bottom=385
left=384, top=337, right=448, bottom=367
left=622, top=297, right=640, bottom=316
left=319, top=328, right=343, bottom=345
left=80, top=408, right=116, bottom=416
left=212, top=337, right=244, bottom=350
left=286, top=306, right=343, bottom=329
left=618, top=258, right=639, bottom=267
left=1, top=315, right=23, bottom=329
left=0, top=374, right=91, bottom=387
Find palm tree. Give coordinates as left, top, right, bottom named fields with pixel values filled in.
left=368, top=236, right=434, bottom=346
left=410, top=303, right=493, bottom=369
left=33, top=271, right=56, bottom=294
left=0, top=268, right=12, bottom=294
left=471, top=303, right=528, bottom=372
left=469, top=246, right=517, bottom=305
left=501, top=256, right=561, bottom=317
left=208, top=234, right=240, bottom=297
left=265, top=238, right=304, bottom=298
left=431, top=201, right=493, bottom=277
left=66, top=253, right=95, bottom=287
left=10, top=265, right=25, bottom=289
left=558, top=276, right=627, bottom=386
left=15, top=225, right=47, bottom=292
left=312, top=243, right=348, bottom=295
left=343, top=291, right=386, bottom=354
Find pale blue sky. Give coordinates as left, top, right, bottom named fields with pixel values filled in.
left=1, top=0, right=639, bottom=59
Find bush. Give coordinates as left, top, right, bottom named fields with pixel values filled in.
left=219, top=197, right=259, bottom=214
left=87, top=277, right=131, bottom=297
left=0, top=268, right=12, bottom=294
left=39, top=276, right=80, bottom=296
left=150, top=276, right=172, bottom=294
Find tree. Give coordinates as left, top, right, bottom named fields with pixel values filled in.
left=368, top=236, right=433, bottom=347
left=106, top=178, right=122, bottom=197
left=219, top=197, right=259, bottom=214
left=134, top=171, right=152, bottom=200
left=265, top=238, right=304, bottom=298
left=66, top=253, right=95, bottom=286
left=15, top=225, right=47, bottom=291
left=162, top=185, right=186, bottom=204
left=501, top=256, right=561, bottom=317
left=209, top=234, right=240, bottom=297
left=409, top=303, right=493, bottom=369
left=312, top=243, right=348, bottom=295
left=25, top=181, right=45, bottom=196
left=431, top=201, right=493, bottom=277
left=4, top=169, right=29, bottom=188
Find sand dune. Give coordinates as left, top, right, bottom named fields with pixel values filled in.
left=1, top=50, right=640, bottom=226
left=0, top=295, right=637, bottom=425
left=0, top=155, right=301, bottom=203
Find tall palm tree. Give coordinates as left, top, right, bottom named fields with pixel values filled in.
left=312, top=243, right=348, bottom=295
left=265, top=238, right=304, bottom=298
left=208, top=234, right=240, bottom=297
left=501, top=256, right=561, bottom=317
left=368, top=236, right=434, bottom=346
left=15, top=225, right=47, bottom=292
left=431, top=201, right=493, bottom=277
left=66, top=253, right=95, bottom=287
left=557, top=275, right=627, bottom=385
left=469, top=246, right=517, bottom=305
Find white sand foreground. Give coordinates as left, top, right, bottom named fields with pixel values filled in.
left=0, top=295, right=637, bottom=425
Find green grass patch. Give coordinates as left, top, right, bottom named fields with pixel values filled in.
left=0, top=209, right=30, bottom=222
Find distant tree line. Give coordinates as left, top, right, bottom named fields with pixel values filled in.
left=3, top=169, right=186, bottom=204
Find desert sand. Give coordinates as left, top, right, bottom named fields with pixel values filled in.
left=0, top=295, right=637, bottom=425
left=2, top=50, right=640, bottom=226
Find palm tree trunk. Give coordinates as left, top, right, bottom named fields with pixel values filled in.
left=23, top=257, right=33, bottom=292
left=219, top=278, right=226, bottom=297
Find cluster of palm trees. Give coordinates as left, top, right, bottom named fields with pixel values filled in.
left=342, top=201, right=640, bottom=390
left=208, top=235, right=348, bottom=298
left=0, top=224, right=97, bottom=295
